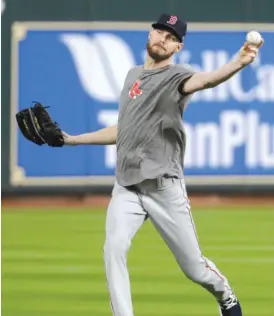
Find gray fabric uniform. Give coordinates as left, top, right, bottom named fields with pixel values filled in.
left=104, top=65, right=232, bottom=316
left=116, top=64, right=192, bottom=186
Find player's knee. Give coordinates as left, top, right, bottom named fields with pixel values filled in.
left=181, top=260, right=207, bottom=283
left=182, top=260, right=224, bottom=288
left=103, top=236, right=131, bottom=259
left=184, top=267, right=204, bottom=283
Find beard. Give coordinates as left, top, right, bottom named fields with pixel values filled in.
left=146, top=40, right=174, bottom=62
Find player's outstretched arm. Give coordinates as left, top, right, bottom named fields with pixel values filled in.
left=181, top=39, right=264, bottom=95
left=62, top=125, right=117, bottom=146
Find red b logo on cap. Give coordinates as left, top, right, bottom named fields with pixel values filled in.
left=167, top=16, right=177, bottom=25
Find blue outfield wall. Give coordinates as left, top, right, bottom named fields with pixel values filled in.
left=9, top=22, right=274, bottom=189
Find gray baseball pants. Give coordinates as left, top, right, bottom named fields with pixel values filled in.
left=103, top=177, right=231, bottom=316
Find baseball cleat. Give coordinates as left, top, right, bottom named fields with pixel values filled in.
left=218, top=292, right=242, bottom=315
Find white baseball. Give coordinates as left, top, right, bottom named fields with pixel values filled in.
left=246, top=31, right=262, bottom=45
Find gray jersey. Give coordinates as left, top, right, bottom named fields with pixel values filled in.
left=116, top=64, right=195, bottom=187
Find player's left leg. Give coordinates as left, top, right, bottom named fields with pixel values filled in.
left=142, top=177, right=242, bottom=316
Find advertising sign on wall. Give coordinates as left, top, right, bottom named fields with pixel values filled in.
left=10, top=22, right=274, bottom=186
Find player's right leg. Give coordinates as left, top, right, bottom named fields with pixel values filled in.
left=142, top=178, right=242, bottom=316
left=103, top=182, right=147, bottom=316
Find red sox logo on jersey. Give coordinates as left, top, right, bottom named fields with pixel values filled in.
left=129, top=80, right=143, bottom=99
left=167, top=16, right=178, bottom=25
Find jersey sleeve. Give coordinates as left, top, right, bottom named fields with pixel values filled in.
left=170, top=64, right=196, bottom=96
left=119, top=67, right=136, bottom=102
left=169, top=64, right=196, bottom=111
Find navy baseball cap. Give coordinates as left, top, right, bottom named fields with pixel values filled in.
left=152, top=13, right=187, bottom=42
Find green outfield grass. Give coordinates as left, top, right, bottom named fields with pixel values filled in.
left=2, top=206, right=274, bottom=316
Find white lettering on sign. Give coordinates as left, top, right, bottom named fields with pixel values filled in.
left=98, top=110, right=274, bottom=169
left=221, top=111, right=246, bottom=167
left=175, top=50, right=274, bottom=103
left=62, top=32, right=273, bottom=104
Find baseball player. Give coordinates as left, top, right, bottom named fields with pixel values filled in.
left=63, top=14, right=263, bottom=316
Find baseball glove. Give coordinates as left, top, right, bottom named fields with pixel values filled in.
left=15, top=101, right=64, bottom=147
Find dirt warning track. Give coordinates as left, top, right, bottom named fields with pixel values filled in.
left=2, top=194, right=274, bottom=209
